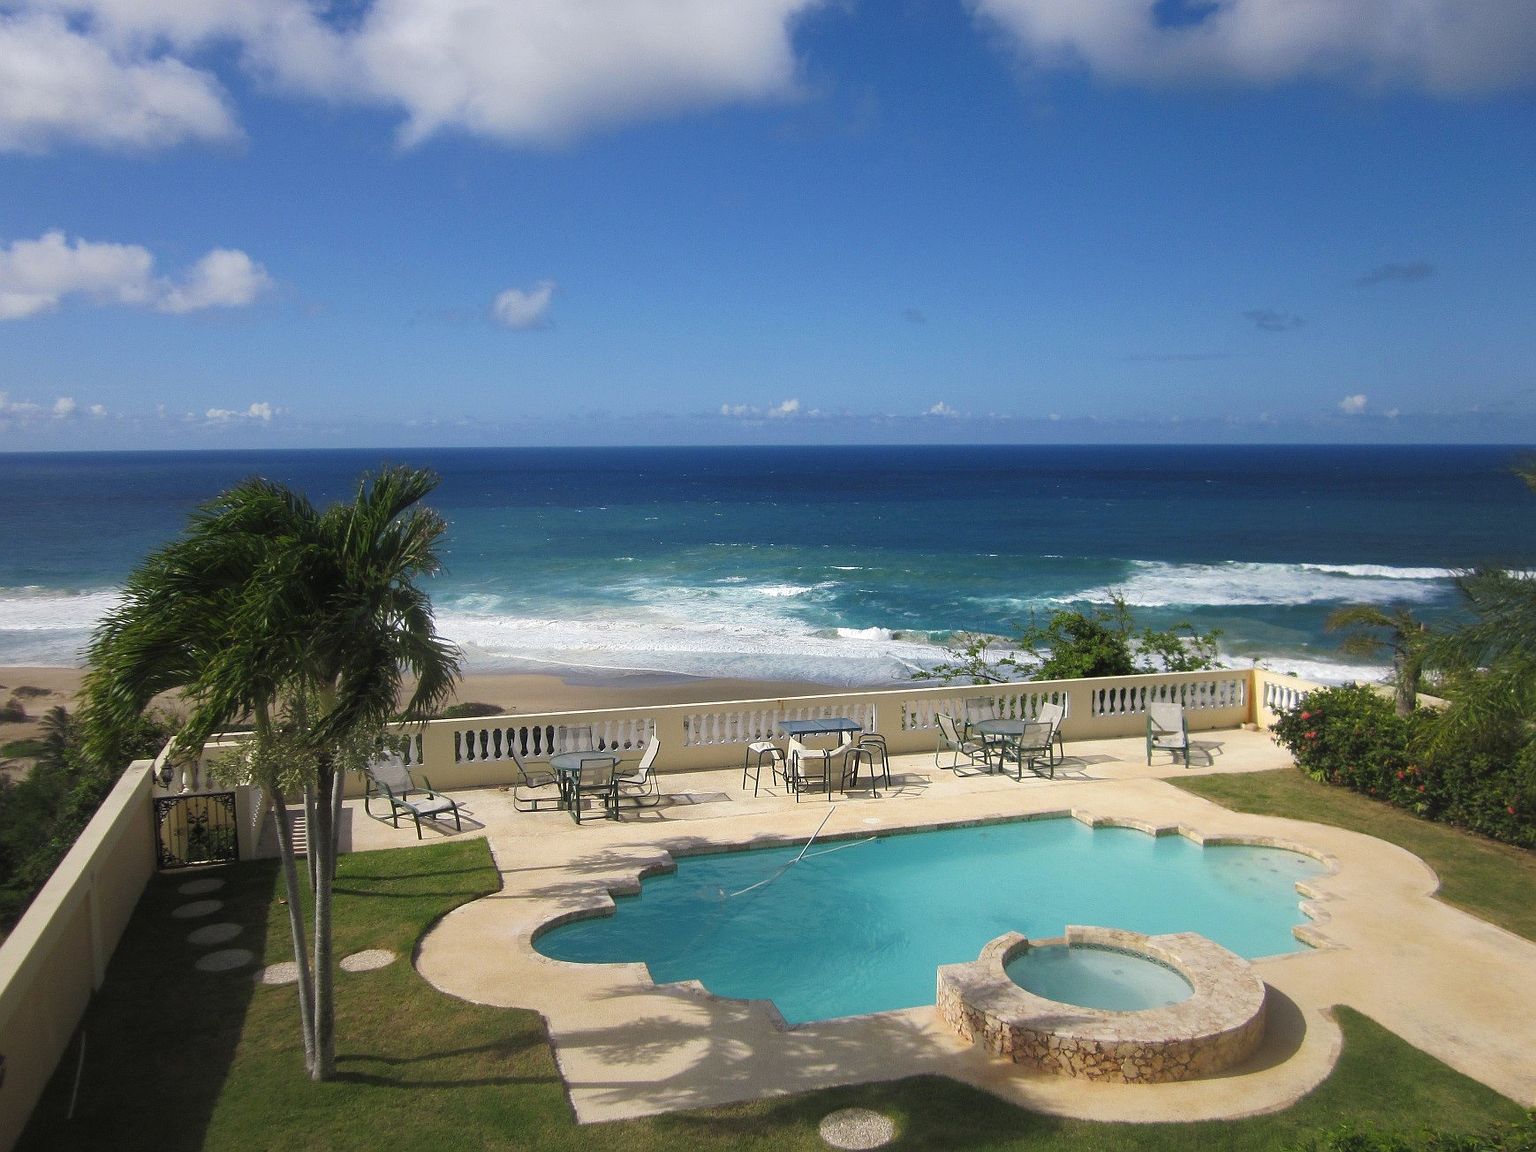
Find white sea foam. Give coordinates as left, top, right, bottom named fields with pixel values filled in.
left=1077, top=559, right=1452, bottom=608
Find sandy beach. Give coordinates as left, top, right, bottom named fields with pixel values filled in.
left=0, top=664, right=843, bottom=777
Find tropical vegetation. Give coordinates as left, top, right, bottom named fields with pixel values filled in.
left=78, top=466, right=460, bottom=1080
left=915, top=594, right=1222, bottom=685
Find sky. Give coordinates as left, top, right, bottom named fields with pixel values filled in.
left=2, top=0, right=1535, bottom=450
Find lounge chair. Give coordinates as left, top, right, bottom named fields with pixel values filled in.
left=614, top=736, right=662, bottom=808
left=936, top=712, right=990, bottom=773
left=1146, top=701, right=1191, bottom=767
left=510, top=745, right=562, bottom=812
left=363, top=754, right=462, bottom=839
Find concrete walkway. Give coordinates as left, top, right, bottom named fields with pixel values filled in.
left=343, top=729, right=1536, bottom=1123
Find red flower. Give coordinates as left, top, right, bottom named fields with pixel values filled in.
left=1304, top=730, right=1317, bottom=740
left=1395, top=770, right=1404, bottom=780
left=1301, top=711, right=1311, bottom=720
left=1509, top=806, right=1519, bottom=816
left=1417, top=785, right=1426, bottom=793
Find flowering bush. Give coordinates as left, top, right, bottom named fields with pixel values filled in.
left=1273, top=683, right=1536, bottom=849
left=1272, top=683, right=1411, bottom=796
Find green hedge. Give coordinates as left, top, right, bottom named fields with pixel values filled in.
left=1272, top=685, right=1535, bottom=849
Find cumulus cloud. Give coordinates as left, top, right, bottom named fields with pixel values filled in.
left=52, top=396, right=76, bottom=417
left=1355, top=260, right=1436, bottom=287
left=491, top=280, right=555, bottom=330
left=0, top=11, right=239, bottom=152
left=1243, top=308, right=1304, bottom=332
left=970, top=0, right=1536, bottom=94
left=205, top=401, right=276, bottom=423
left=88, top=403, right=107, bottom=417
left=0, top=391, right=95, bottom=424
left=0, top=231, right=269, bottom=319
left=720, top=397, right=802, bottom=419
left=925, top=401, right=960, bottom=417
left=4, top=0, right=818, bottom=152
left=1339, top=393, right=1368, bottom=414
left=158, top=249, right=272, bottom=313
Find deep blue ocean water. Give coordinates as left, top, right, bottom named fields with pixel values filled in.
left=2, top=444, right=1534, bottom=684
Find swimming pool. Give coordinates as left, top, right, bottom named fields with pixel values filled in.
left=534, top=817, right=1325, bottom=1025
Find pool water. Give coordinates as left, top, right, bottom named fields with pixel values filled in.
left=534, top=818, right=1324, bottom=1025
left=1005, top=944, right=1193, bottom=1011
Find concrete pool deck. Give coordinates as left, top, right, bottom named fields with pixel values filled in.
left=341, top=729, right=1536, bottom=1123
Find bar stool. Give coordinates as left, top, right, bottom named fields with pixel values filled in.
left=857, top=732, right=890, bottom=786
left=743, top=740, right=785, bottom=796
left=844, top=744, right=883, bottom=798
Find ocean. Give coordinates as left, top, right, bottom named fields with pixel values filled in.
left=2, top=445, right=1533, bottom=687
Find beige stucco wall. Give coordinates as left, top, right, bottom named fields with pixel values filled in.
left=0, top=761, right=157, bottom=1152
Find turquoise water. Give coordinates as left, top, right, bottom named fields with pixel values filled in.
left=1005, top=945, right=1193, bottom=1011
left=533, top=818, right=1324, bottom=1024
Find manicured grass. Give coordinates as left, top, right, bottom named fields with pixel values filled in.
left=20, top=837, right=1527, bottom=1152
left=1174, top=767, right=1536, bottom=943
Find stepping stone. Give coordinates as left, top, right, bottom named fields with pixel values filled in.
left=177, top=877, right=225, bottom=896
left=254, top=961, right=300, bottom=986
left=187, top=922, right=242, bottom=946
left=195, top=948, right=254, bottom=972
left=340, top=949, right=396, bottom=973
left=819, top=1108, right=897, bottom=1150
left=171, top=899, right=223, bottom=919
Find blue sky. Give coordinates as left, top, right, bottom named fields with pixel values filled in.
left=2, top=0, right=1535, bottom=449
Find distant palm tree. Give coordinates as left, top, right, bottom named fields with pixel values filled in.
left=1324, top=604, right=1429, bottom=717
left=82, top=466, right=460, bottom=1080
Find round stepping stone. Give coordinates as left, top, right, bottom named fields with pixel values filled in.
left=171, top=899, right=223, bottom=919
left=254, top=961, right=300, bottom=986
left=187, top=922, right=242, bottom=946
left=195, top=948, right=254, bottom=972
left=819, top=1108, right=897, bottom=1150
left=340, top=949, right=396, bottom=973
left=178, top=877, right=224, bottom=896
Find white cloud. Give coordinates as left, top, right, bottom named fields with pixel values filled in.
left=925, top=401, right=959, bottom=417
left=88, top=403, right=107, bottom=417
left=721, top=397, right=802, bottom=419
left=0, top=11, right=239, bottom=152
left=0, top=231, right=269, bottom=319
left=1339, top=393, right=1368, bottom=415
left=205, top=401, right=276, bottom=424
left=158, top=248, right=271, bottom=313
left=769, top=398, right=800, bottom=417
left=5, top=0, right=818, bottom=152
left=491, top=280, right=555, bottom=330
left=970, top=0, right=1536, bottom=94
left=52, top=396, right=76, bottom=417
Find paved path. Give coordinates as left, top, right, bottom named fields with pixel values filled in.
left=352, top=729, right=1536, bottom=1122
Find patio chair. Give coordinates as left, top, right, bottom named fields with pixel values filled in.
left=1004, top=719, right=1057, bottom=780
left=963, top=696, right=998, bottom=736
left=561, top=724, right=596, bottom=752
left=787, top=736, right=857, bottom=801
left=570, top=757, right=619, bottom=823
left=363, top=754, right=462, bottom=839
left=1034, top=701, right=1066, bottom=767
left=615, top=736, right=662, bottom=809
left=510, top=745, right=562, bottom=812
left=1146, top=701, right=1191, bottom=767
left=935, top=712, right=990, bottom=773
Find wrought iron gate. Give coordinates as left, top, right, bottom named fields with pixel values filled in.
left=154, top=792, right=238, bottom=869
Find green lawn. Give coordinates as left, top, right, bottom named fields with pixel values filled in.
left=20, top=833, right=1528, bottom=1152
left=1174, top=767, right=1536, bottom=943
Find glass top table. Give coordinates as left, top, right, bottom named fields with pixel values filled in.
left=777, top=718, right=862, bottom=739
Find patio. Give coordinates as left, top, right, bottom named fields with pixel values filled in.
left=327, top=728, right=1536, bottom=1124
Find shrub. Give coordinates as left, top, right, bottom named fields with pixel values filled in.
left=435, top=701, right=507, bottom=720
left=1272, top=683, right=1412, bottom=798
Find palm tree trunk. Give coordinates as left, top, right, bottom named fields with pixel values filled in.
left=1394, top=650, right=1420, bottom=717
left=304, top=785, right=319, bottom=892
left=309, top=757, right=337, bottom=1080
left=328, top=760, right=345, bottom=882
left=264, top=778, right=316, bottom=1075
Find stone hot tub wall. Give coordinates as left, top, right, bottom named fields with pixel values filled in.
left=936, top=925, right=1268, bottom=1083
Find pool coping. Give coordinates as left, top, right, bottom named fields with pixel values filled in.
left=411, top=744, right=1536, bottom=1124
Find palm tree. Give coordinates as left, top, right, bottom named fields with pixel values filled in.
left=1324, top=604, right=1430, bottom=717
left=81, top=466, right=460, bottom=1080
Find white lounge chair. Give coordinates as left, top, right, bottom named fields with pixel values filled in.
left=363, top=754, right=462, bottom=839
left=1146, top=701, right=1191, bottom=767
